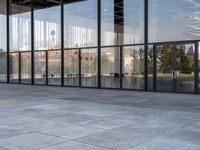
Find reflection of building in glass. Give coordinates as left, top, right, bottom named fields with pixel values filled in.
left=0, top=0, right=199, bottom=94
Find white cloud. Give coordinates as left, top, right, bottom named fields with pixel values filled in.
left=183, top=0, right=200, bottom=8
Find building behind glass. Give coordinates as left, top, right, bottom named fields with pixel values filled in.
left=0, top=0, right=200, bottom=94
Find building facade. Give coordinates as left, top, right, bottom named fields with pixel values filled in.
left=0, top=0, right=200, bottom=94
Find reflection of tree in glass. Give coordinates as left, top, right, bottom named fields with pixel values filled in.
left=130, top=48, right=144, bottom=75
left=0, top=53, right=6, bottom=74
left=176, top=46, right=193, bottom=74
left=157, top=45, right=193, bottom=74
left=101, top=53, right=114, bottom=74
left=157, top=45, right=173, bottom=73
left=148, top=47, right=153, bottom=74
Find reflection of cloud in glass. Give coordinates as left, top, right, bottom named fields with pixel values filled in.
left=149, top=0, right=200, bottom=42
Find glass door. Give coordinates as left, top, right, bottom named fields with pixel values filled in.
left=156, top=43, right=196, bottom=93
left=175, top=44, right=195, bottom=93
left=156, top=45, right=174, bottom=92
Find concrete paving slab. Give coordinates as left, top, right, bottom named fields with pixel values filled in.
left=0, top=125, right=30, bottom=139
left=127, top=138, right=200, bottom=150
left=40, top=124, right=105, bottom=140
left=79, top=118, right=133, bottom=129
left=40, top=141, right=110, bottom=150
left=0, top=84, right=200, bottom=150
left=76, top=130, right=145, bottom=150
left=54, top=113, right=98, bottom=124
left=0, top=133, right=67, bottom=150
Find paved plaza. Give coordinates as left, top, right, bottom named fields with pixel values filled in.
left=0, top=84, right=200, bottom=150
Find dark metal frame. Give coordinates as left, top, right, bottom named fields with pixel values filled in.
left=31, top=0, right=34, bottom=85
left=1, top=0, right=199, bottom=94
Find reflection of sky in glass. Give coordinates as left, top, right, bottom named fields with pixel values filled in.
left=0, top=15, right=6, bottom=51
left=149, top=0, right=200, bottom=42
left=0, top=0, right=200, bottom=51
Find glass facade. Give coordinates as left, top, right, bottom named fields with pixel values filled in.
left=0, top=0, right=7, bottom=82
left=148, top=45, right=154, bottom=91
left=48, top=50, right=61, bottom=85
left=64, top=50, right=79, bottom=86
left=101, top=0, right=144, bottom=46
left=21, top=52, right=31, bottom=83
left=64, top=0, right=97, bottom=48
left=10, top=53, right=19, bottom=83
left=0, top=0, right=199, bottom=94
left=149, top=0, right=200, bottom=42
left=199, top=42, right=200, bottom=94
left=34, top=51, right=46, bottom=84
left=34, top=1, right=61, bottom=50
left=101, top=48, right=120, bottom=88
left=122, top=46, right=144, bottom=89
left=10, top=0, right=31, bottom=51
left=156, top=45, right=174, bottom=92
left=81, top=49, right=98, bottom=87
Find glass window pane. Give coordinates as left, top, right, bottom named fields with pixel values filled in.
left=81, top=49, right=98, bottom=87
left=101, top=47, right=120, bottom=88
left=123, top=46, right=144, bottom=89
left=0, top=0, right=7, bottom=82
left=10, top=0, right=31, bottom=51
left=101, top=0, right=144, bottom=46
left=34, top=51, right=46, bottom=85
left=149, top=0, right=200, bottom=42
left=64, top=0, right=97, bottom=48
left=199, top=42, right=200, bottom=93
left=48, top=50, right=61, bottom=85
left=21, top=52, right=31, bottom=84
left=148, top=45, right=154, bottom=91
left=10, top=53, right=19, bottom=83
left=0, top=53, right=7, bottom=82
left=0, top=0, right=7, bottom=52
left=34, top=1, right=61, bottom=50
left=175, top=44, right=195, bottom=93
left=156, top=45, right=173, bottom=92
left=64, top=50, right=79, bottom=86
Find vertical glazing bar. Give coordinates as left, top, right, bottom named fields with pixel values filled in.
left=61, top=0, right=64, bottom=86
left=195, top=42, right=199, bottom=94
left=173, top=44, right=176, bottom=92
left=31, top=0, right=34, bottom=85
left=120, top=46, right=123, bottom=89
left=79, top=49, right=81, bottom=87
left=144, top=0, right=148, bottom=91
left=7, top=0, right=10, bottom=83
left=153, top=44, right=157, bottom=91
left=97, top=0, right=101, bottom=88
left=46, top=51, right=48, bottom=85
left=19, top=52, right=21, bottom=84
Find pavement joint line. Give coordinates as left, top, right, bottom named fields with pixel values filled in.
left=73, top=139, right=114, bottom=150
left=0, top=132, right=34, bottom=140
left=36, top=141, right=69, bottom=150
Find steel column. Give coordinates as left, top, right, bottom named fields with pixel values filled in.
left=97, top=0, right=101, bottom=88
left=153, top=44, right=157, bottom=91
left=46, top=51, right=48, bottom=85
left=144, top=0, right=148, bottom=91
left=19, top=52, right=21, bottom=84
left=7, top=0, right=10, bottom=83
left=31, top=0, right=34, bottom=85
left=61, top=0, right=64, bottom=86
left=79, top=48, right=81, bottom=87
left=195, top=42, right=199, bottom=94
left=120, top=46, right=123, bottom=89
